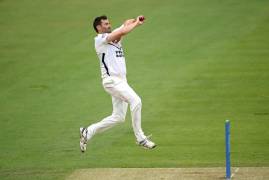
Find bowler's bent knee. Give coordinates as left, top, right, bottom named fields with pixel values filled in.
left=130, top=96, right=142, bottom=111
left=112, top=114, right=125, bottom=123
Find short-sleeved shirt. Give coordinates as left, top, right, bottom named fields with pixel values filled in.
left=94, top=27, right=126, bottom=79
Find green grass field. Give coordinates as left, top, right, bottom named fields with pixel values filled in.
left=1, top=0, right=269, bottom=179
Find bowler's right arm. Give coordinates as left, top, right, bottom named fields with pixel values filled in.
left=106, top=15, right=145, bottom=43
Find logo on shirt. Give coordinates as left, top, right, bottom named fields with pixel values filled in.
left=115, top=50, right=124, bottom=57
left=108, top=43, right=124, bottom=58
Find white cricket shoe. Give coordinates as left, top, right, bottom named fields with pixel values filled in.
left=137, top=135, right=157, bottom=149
left=80, top=127, right=88, bottom=153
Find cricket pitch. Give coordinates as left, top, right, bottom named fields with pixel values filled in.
left=66, top=167, right=269, bottom=180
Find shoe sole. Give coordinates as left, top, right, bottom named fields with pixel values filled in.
left=80, top=128, right=87, bottom=153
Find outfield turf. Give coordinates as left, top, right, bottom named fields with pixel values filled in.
left=1, top=0, right=269, bottom=179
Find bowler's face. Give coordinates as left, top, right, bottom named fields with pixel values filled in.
left=99, top=19, right=112, bottom=33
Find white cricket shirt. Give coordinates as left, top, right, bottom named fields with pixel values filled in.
left=94, top=28, right=126, bottom=79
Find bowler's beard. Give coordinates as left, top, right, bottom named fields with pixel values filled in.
left=105, top=27, right=112, bottom=33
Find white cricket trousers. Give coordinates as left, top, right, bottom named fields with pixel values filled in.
left=87, top=76, right=146, bottom=142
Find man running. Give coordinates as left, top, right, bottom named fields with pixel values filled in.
left=79, top=15, right=156, bottom=152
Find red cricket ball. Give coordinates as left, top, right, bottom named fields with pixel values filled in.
left=139, top=16, right=145, bottom=21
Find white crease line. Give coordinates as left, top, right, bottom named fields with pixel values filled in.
left=231, top=167, right=239, bottom=178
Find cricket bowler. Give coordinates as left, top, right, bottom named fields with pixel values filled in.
left=79, top=15, right=156, bottom=152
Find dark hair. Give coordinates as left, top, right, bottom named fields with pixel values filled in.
left=93, top=15, right=108, bottom=33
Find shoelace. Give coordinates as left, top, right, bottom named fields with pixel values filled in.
left=138, top=134, right=153, bottom=146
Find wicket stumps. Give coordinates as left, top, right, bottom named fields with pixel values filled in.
left=225, top=120, right=231, bottom=180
